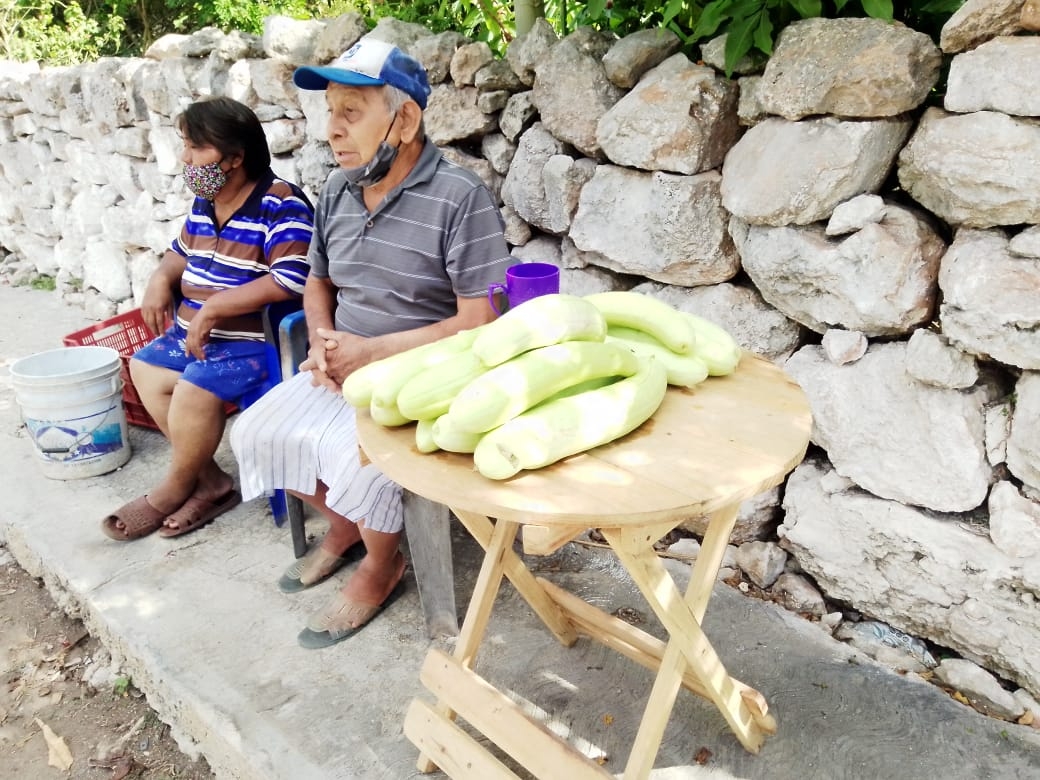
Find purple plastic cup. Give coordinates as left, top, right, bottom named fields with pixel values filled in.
left=488, top=262, right=560, bottom=314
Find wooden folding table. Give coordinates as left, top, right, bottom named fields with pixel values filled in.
left=356, top=352, right=812, bottom=779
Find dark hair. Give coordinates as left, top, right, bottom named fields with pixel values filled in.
left=176, top=96, right=270, bottom=179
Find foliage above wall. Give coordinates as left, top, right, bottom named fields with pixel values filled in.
left=0, top=0, right=964, bottom=69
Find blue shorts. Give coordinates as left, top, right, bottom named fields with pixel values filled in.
left=131, top=323, right=270, bottom=403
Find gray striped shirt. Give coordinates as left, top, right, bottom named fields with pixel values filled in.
left=309, top=141, right=513, bottom=337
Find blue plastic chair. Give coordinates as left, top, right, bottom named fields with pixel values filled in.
left=237, top=301, right=309, bottom=558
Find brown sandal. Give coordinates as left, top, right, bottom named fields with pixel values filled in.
left=158, top=490, right=241, bottom=538
left=100, top=496, right=167, bottom=541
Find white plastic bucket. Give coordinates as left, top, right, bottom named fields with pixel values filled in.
left=10, top=345, right=132, bottom=480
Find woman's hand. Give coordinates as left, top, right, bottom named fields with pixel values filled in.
left=184, top=300, right=219, bottom=361
left=140, top=277, right=177, bottom=337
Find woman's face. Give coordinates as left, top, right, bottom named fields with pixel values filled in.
left=179, top=136, right=223, bottom=168
left=325, top=83, right=396, bottom=170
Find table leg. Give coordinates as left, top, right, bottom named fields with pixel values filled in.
left=416, top=514, right=518, bottom=773
left=416, top=512, right=580, bottom=775
left=601, top=504, right=773, bottom=767
left=452, top=509, right=578, bottom=651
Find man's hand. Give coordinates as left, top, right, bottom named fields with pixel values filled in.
left=299, top=327, right=374, bottom=391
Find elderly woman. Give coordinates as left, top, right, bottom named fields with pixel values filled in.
left=101, top=96, right=314, bottom=541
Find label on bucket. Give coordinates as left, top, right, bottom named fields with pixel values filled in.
left=24, top=404, right=125, bottom=461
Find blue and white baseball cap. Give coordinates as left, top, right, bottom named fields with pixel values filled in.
left=293, top=39, right=431, bottom=109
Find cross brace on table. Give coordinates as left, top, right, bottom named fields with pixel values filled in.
left=405, top=503, right=777, bottom=780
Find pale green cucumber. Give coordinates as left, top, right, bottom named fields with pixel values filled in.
left=396, top=351, right=490, bottom=421
left=342, top=327, right=481, bottom=408
left=473, top=356, right=668, bottom=480
left=415, top=418, right=439, bottom=453
left=447, top=340, right=640, bottom=434
left=606, top=326, right=708, bottom=388
left=431, top=414, right=485, bottom=454
left=471, top=294, right=606, bottom=367
left=368, top=397, right=411, bottom=427
left=584, top=291, right=696, bottom=355
left=681, top=313, right=742, bottom=376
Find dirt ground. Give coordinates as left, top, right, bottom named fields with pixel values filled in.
left=0, top=549, right=214, bottom=780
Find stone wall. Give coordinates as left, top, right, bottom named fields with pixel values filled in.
left=1, top=2, right=1039, bottom=714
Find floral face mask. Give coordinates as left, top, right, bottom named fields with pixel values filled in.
left=183, top=160, right=228, bottom=200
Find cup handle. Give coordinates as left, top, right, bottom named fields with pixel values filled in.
left=488, top=283, right=507, bottom=315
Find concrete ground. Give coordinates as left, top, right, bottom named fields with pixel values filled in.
left=2, top=281, right=1039, bottom=780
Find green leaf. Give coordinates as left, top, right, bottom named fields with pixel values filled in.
left=586, top=0, right=607, bottom=20
left=786, top=0, right=822, bottom=18
left=752, top=12, right=774, bottom=56
left=662, top=0, right=685, bottom=27
left=724, top=10, right=759, bottom=76
left=860, top=0, right=894, bottom=19
left=691, top=0, right=734, bottom=40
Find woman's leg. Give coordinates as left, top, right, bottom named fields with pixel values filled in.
left=133, top=360, right=232, bottom=516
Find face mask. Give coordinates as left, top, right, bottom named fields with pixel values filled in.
left=183, top=160, right=228, bottom=200
left=342, top=114, right=399, bottom=187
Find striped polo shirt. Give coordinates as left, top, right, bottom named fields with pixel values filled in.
left=309, top=141, right=513, bottom=338
left=172, top=169, right=314, bottom=341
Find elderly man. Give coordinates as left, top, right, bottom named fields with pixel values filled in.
left=230, top=39, right=512, bottom=648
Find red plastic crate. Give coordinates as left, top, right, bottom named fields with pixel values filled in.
left=62, top=309, right=237, bottom=429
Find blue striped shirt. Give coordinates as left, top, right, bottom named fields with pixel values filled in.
left=172, top=169, right=314, bottom=341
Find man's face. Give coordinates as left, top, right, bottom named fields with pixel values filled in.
left=325, top=83, right=395, bottom=170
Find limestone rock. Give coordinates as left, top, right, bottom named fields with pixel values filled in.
left=450, top=42, right=495, bottom=86
left=940, top=0, right=1025, bottom=54
left=261, top=16, right=322, bottom=65
left=905, top=329, right=979, bottom=390
left=425, top=85, right=499, bottom=145
left=602, top=28, right=681, bottom=89
left=500, top=123, right=567, bottom=232
left=410, top=31, right=468, bottom=85
left=699, top=34, right=762, bottom=77
left=935, top=658, right=1025, bottom=720
left=781, top=457, right=1040, bottom=698
left=988, top=481, right=1040, bottom=558
left=1010, top=226, right=1040, bottom=259
left=821, top=329, right=867, bottom=365
left=946, top=37, right=1040, bottom=117
left=311, top=12, right=368, bottom=65
left=785, top=343, right=997, bottom=512
left=1007, top=372, right=1040, bottom=493
left=825, top=194, right=887, bottom=236
left=734, top=540, right=787, bottom=589
left=505, top=18, right=558, bottom=87
left=570, top=166, right=739, bottom=286
left=734, top=203, right=944, bottom=336
left=721, top=116, right=912, bottom=226
left=597, top=54, right=740, bottom=175
left=498, top=91, right=537, bottom=143
left=757, top=18, right=940, bottom=120
left=898, top=108, right=1040, bottom=228
left=532, top=30, right=623, bottom=157
left=939, top=229, right=1040, bottom=371
left=773, top=572, right=826, bottom=616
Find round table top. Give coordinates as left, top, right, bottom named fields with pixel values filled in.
left=356, top=352, right=812, bottom=529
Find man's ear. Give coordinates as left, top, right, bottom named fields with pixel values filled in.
left=398, top=101, right=423, bottom=143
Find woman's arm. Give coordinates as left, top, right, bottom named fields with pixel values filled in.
left=140, top=249, right=187, bottom=336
